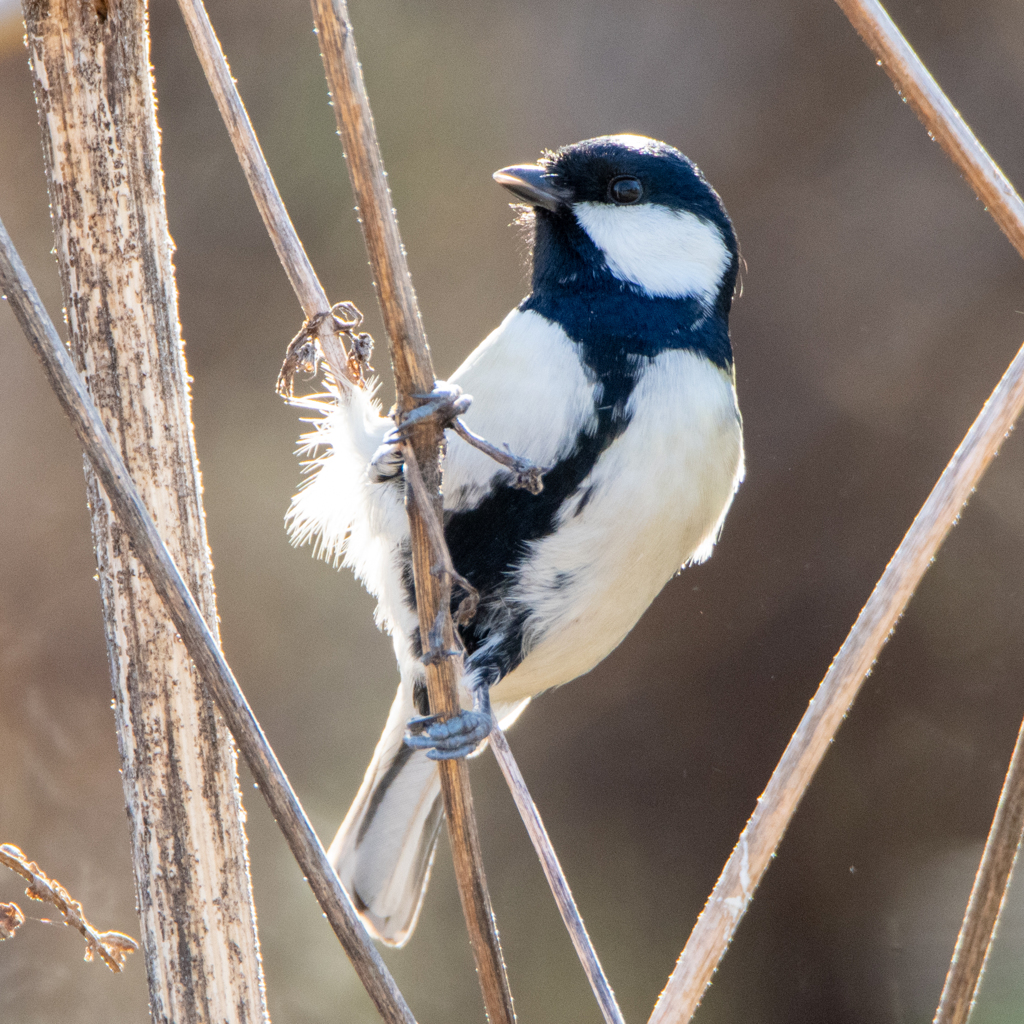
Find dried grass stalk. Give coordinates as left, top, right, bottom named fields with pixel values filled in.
left=0, top=215, right=417, bottom=1024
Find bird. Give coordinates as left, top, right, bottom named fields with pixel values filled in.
left=287, top=133, right=745, bottom=946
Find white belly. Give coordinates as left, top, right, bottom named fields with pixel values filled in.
left=491, top=348, right=743, bottom=705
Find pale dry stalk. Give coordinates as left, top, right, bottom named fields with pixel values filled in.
left=173, top=0, right=355, bottom=384
left=308, top=1, right=515, bottom=1019
left=932, top=713, right=1024, bottom=1024
left=19, top=0, right=268, bottom=1018
left=650, top=4, right=1024, bottom=1019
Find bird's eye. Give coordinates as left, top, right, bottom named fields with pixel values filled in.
left=608, top=176, right=643, bottom=205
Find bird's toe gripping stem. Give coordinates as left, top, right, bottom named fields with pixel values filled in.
left=368, top=381, right=472, bottom=483
left=404, top=683, right=492, bottom=761
left=390, top=381, right=473, bottom=443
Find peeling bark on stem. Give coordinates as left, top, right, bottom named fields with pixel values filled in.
left=20, top=0, right=268, bottom=1019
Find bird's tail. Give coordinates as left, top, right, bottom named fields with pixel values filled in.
left=329, top=681, right=444, bottom=947
left=330, top=678, right=532, bottom=946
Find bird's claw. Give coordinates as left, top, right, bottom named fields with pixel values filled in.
left=404, top=709, right=492, bottom=760
left=405, top=713, right=443, bottom=735
left=388, top=382, right=473, bottom=443
left=371, top=383, right=472, bottom=483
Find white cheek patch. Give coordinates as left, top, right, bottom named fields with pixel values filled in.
left=573, top=201, right=731, bottom=302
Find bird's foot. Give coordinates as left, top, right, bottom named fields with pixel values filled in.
left=369, top=382, right=472, bottom=483
left=389, top=381, right=473, bottom=443
left=404, top=687, right=492, bottom=760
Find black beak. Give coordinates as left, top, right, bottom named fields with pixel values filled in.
left=492, top=164, right=566, bottom=212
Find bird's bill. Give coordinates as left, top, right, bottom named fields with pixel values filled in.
left=492, top=164, right=565, bottom=212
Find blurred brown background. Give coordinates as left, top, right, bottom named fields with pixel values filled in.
left=3, top=0, right=1024, bottom=1020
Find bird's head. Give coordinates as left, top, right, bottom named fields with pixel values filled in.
left=494, top=134, right=738, bottom=317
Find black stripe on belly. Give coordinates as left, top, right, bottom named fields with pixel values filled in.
left=403, top=296, right=732, bottom=688
left=443, top=348, right=641, bottom=677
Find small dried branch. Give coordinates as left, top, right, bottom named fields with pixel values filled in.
left=451, top=419, right=545, bottom=495
left=307, top=0, right=515, bottom=1019
left=489, top=727, right=626, bottom=1024
left=174, top=0, right=361, bottom=390
left=0, top=844, right=138, bottom=972
left=834, top=0, right=1024, bottom=259
left=932, top=713, right=1024, bottom=1024
left=0, top=216, right=416, bottom=1024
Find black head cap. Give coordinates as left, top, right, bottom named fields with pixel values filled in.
left=496, top=135, right=738, bottom=316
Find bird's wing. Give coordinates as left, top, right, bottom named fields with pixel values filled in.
left=285, top=307, right=596, bottom=647
left=443, top=308, right=597, bottom=511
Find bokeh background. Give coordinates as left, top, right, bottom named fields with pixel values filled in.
left=3, top=0, right=1024, bottom=1020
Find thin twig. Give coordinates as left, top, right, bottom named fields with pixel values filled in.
left=451, top=419, right=545, bottom=495
left=932, top=714, right=1024, bottom=1024
left=307, top=0, right=516, bottom=1019
left=0, top=844, right=138, bottom=972
left=834, top=0, right=1024, bottom=259
left=649, top=7, right=1024, bottom=1020
left=400, top=441, right=479, bottom=631
left=489, top=726, right=626, bottom=1024
left=0, top=216, right=416, bottom=1024
left=174, top=0, right=358, bottom=388
left=650, top=337, right=1024, bottom=1023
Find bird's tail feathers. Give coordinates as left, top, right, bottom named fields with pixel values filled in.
left=328, top=681, right=443, bottom=947
left=330, top=680, right=532, bottom=947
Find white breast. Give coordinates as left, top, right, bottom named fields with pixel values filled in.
left=492, top=349, right=744, bottom=705
left=445, top=308, right=598, bottom=504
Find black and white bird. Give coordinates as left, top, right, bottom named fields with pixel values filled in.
left=288, top=134, right=745, bottom=946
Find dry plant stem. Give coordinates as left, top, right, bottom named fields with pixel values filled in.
left=834, top=0, right=1024, bottom=259
left=489, top=727, right=626, bottom=1024
left=0, top=217, right=416, bottom=1024
left=309, top=0, right=515, bottom=1019
left=650, top=337, right=1024, bottom=1024
left=932, top=714, right=1024, bottom=1024
left=649, top=8, right=1024, bottom=1021
left=0, top=844, right=138, bottom=971
left=177, top=0, right=510, bottom=1011
left=19, top=1, right=268, bottom=1018
left=174, top=0, right=353, bottom=382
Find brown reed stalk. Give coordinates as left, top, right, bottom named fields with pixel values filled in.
left=932, top=714, right=1024, bottom=1024
left=173, top=0, right=356, bottom=385
left=307, top=1, right=518, bottom=1018
left=0, top=215, right=417, bottom=1024
left=834, top=0, right=1024, bottom=260
left=651, top=340, right=1024, bottom=1024
left=649, top=5, right=1024, bottom=1020
left=489, top=726, right=627, bottom=1024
